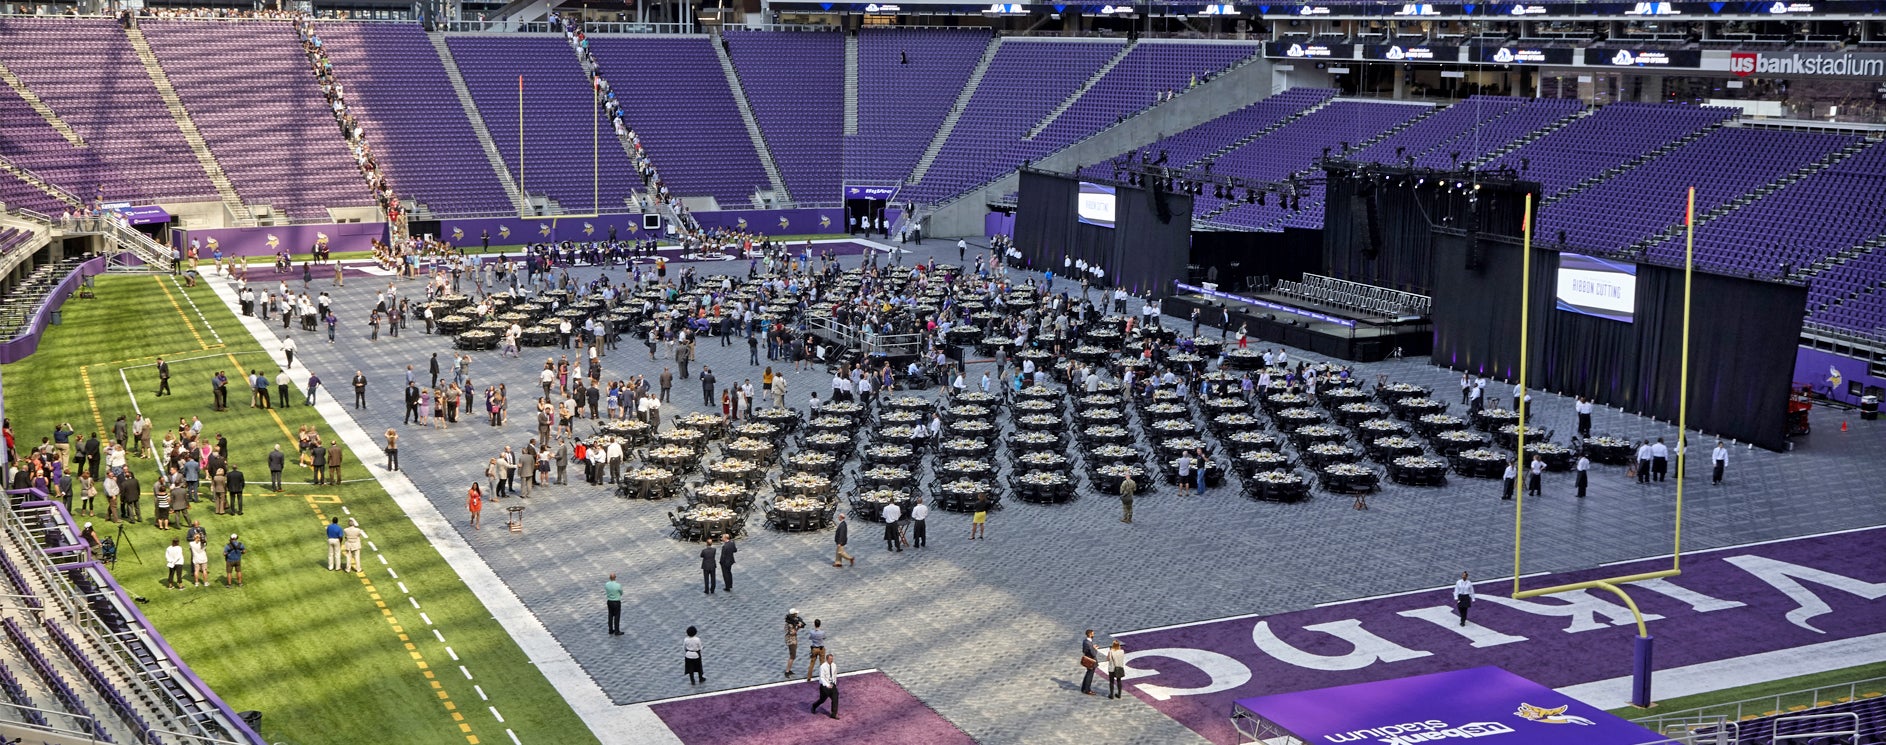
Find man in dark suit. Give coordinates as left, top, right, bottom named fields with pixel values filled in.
left=404, top=383, right=421, bottom=424
left=700, top=537, right=719, bottom=595
left=1080, top=630, right=1101, bottom=695
left=832, top=514, right=853, bottom=568
left=267, top=445, right=285, bottom=491
left=429, top=353, right=441, bottom=388
left=226, top=465, right=246, bottom=515
left=155, top=358, right=171, bottom=396
left=718, top=533, right=737, bottom=593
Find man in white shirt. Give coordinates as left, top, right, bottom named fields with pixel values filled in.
left=811, top=654, right=839, bottom=719
left=1502, top=459, right=1518, bottom=501
left=1650, top=438, right=1670, bottom=482
left=1635, top=441, right=1653, bottom=484
left=1575, top=396, right=1594, bottom=438
left=1453, top=571, right=1475, bottom=626
left=1711, top=440, right=1728, bottom=485
left=881, top=503, right=902, bottom=552
left=909, top=499, right=928, bottom=548
left=1575, top=454, right=1590, bottom=498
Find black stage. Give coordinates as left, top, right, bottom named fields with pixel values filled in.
left=1164, top=283, right=1432, bottom=363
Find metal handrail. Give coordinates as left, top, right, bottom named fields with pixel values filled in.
left=1634, top=675, right=1886, bottom=732
left=1654, top=714, right=1737, bottom=745
left=0, top=700, right=108, bottom=742
left=1770, top=712, right=1860, bottom=743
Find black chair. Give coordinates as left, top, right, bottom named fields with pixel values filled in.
left=665, top=511, right=682, bottom=539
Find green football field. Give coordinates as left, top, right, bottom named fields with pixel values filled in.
left=2, top=273, right=598, bottom=745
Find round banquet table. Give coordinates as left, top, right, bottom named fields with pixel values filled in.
left=617, top=468, right=678, bottom=500
left=1429, top=430, right=1491, bottom=456
left=1243, top=471, right=1311, bottom=502
left=1449, top=453, right=1508, bottom=479
left=1013, top=472, right=1077, bottom=504
left=1584, top=438, right=1636, bottom=466
left=1388, top=457, right=1449, bottom=486
left=1235, top=450, right=1294, bottom=477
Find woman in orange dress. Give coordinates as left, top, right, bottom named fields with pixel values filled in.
left=467, top=483, right=484, bottom=530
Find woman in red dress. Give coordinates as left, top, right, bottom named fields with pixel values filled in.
left=467, top=483, right=483, bottom=530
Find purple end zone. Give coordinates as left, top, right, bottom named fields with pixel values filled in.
left=648, top=670, right=975, bottom=745
left=1118, top=527, right=1886, bottom=744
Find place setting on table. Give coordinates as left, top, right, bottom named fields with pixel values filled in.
left=862, top=443, right=918, bottom=467
left=671, top=504, right=739, bottom=542
left=785, top=449, right=840, bottom=476
left=1493, top=422, right=1548, bottom=451
left=657, top=427, right=711, bottom=455
left=644, top=444, right=703, bottom=473
left=676, top=412, right=726, bottom=439
left=618, top=464, right=678, bottom=500
left=1148, top=418, right=1200, bottom=440
left=933, top=478, right=997, bottom=513
left=1449, top=448, right=1508, bottom=479
left=1243, top=467, right=1310, bottom=503
left=1391, top=396, right=1448, bottom=419
left=1583, top=435, right=1637, bottom=466
left=722, top=436, right=776, bottom=465
left=777, top=471, right=835, bottom=500
left=764, top=495, right=835, bottom=532
left=1430, top=428, right=1491, bottom=456
left=598, top=419, right=652, bottom=446
left=1388, top=454, right=1450, bottom=487
left=1015, top=467, right=1076, bottom=504
left=945, top=418, right=997, bottom=441
left=858, top=464, right=915, bottom=490
left=704, top=458, right=762, bottom=488
left=689, top=480, right=751, bottom=509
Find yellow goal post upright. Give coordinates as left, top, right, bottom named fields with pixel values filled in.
left=1508, top=187, right=1697, bottom=709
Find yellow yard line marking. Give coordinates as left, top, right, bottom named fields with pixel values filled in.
left=77, top=365, right=107, bottom=434
left=154, top=275, right=209, bottom=350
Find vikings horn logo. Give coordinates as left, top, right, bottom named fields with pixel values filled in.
left=205, top=237, right=219, bottom=251
left=819, top=215, right=832, bottom=229
left=627, top=222, right=639, bottom=233
left=451, top=227, right=464, bottom=241
left=316, top=232, right=330, bottom=246
left=778, top=216, right=790, bottom=230
left=1515, top=703, right=1594, bottom=726
left=498, top=225, right=512, bottom=239
left=265, top=234, right=280, bottom=249
left=583, top=222, right=595, bottom=236
left=736, top=218, right=748, bottom=230
left=538, top=223, right=552, bottom=237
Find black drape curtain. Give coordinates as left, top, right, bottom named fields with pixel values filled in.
left=1014, top=170, right=1191, bottom=298
left=1323, top=169, right=1538, bottom=295
left=1433, top=235, right=1804, bottom=450
left=1189, top=228, right=1323, bottom=293
left=1014, top=170, right=1075, bottom=271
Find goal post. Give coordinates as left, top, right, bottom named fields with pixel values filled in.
left=1508, top=187, right=1697, bottom=709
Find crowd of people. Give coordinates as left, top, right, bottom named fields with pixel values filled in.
left=297, top=18, right=405, bottom=229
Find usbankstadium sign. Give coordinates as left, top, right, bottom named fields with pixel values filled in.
left=1730, top=50, right=1886, bottom=78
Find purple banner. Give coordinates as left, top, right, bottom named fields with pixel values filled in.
left=1118, top=527, right=1886, bottom=744
left=985, top=210, right=1015, bottom=239
left=1794, top=346, right=1883, bottom=402
left=437, top=209, right=850, bottom=246
left=1237, top=666, right=1658, bottom=744
left=691, top=208, right=847, bottom=235
left=844, top=185, right=901, bottom=201
left=178, top=222, right=387, bottom=258
left=0, top=255, right=109, bottom=364
left=437, top=215, right=649, bottom=247
left=113, top=205, right=171, bottom=225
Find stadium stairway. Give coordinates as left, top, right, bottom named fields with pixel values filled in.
left=1466, top=105, right=1588, bottom=170
left=710, top=32, right=791, bottom=202
left=0, top=59, right=84, bottom=149
left=122, top=25, right=251, bottom=225
left=909, top=36, right=1004, bottom=185
left=1618, top=137, right=1880, bottom=261
left=1199, top=100, right=1444, bottom=226
left=1185, top=94, right=1341, bottom=171
left=428, top=32, right=530, bottom=215
left=1541, top=118, right=1732, bottom=206
left=925, top=51, right=1275, bottom=236
left=1024, top=40, right=1137, bottom=141
left=0, top=156, right=82, bottom=214
left=842, top=34, right=858, bottom=136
